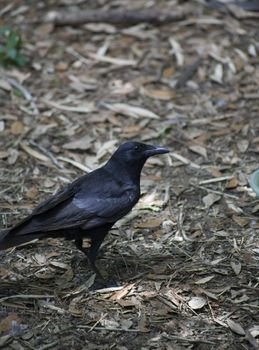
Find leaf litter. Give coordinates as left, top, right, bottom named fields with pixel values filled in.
left=0, top=0, right=259, bottom=349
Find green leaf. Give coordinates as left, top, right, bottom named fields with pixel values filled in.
left=7, top=47, right=17, bottom=60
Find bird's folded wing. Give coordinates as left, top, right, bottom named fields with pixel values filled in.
left=30, top=176, right=85, bottom=216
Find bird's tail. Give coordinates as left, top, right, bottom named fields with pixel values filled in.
left=0, top=229, right=41, bottom=250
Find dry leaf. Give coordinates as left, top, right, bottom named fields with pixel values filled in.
left=202, top=193, right=221, bottom=209
left=188, top=296, right=206, bottom=310
left=0, top=79, right=12, bottom=91
left=88, top=52, right=136, bottom=66
left=140, top=87, right=175, bottom=100
left=102, top=102, right=160, bottom=119
left=210, top=63, right=223, bottom=83
left=50, top=261, right=70, bottom=270
left=25, top=186, right=38, bottom=199
left=136, top=218, right=164, bottom=228
left=63, top=136, right=93, bottom=150
left=110, top=283, right=135, bottom=301
left=7, top=148, right=19, bottom=165
left=189, top=144, right=207, bottom=158
left=10, top=121, right=24, bottom=135
left=43, top=99, right=96, bottom=113
left=20, top=142, right=49, bottom=162
left=249, top=325, right=259, bottom=338
left=169, top=38, right=184, bottom=66
left=0, top=120, right=4, bottom=131
left=225, top=177, right=238, bottom=189
left=55, top=61, right=69, bottom=71
left=0, top=151, right=9, bottom=159
left=33, top=253, right=47, bottom=265
left=227, top=319, right=245, bottom=335
left=195, top=275, right=215, bottom=284
left=0, top=314, right=23, bottom=335
left=230, top=260, right=242, bottom=275
left=237, top=140, right=249, bottom=153
left=85, top=23, right=116, bottom=34
left=232, top=215, right=249, bottom=227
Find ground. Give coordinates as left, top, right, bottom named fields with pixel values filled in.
left=0, top=0, right=259, bottom=349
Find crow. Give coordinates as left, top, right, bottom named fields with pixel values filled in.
left=0, top=141, right=169, bottom=279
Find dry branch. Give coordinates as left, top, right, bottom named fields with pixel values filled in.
left=46, top=9, right=185, bottom=26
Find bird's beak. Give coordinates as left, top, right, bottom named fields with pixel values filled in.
left=144, top=145, right=169, bottom=157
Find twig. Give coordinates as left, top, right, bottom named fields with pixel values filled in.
left=170, top=152, right=200, bottom=169
left=7, top=78, right=38, bottom=115
left=39, top=341, right=60, bottom=350
left=0, top=294, right=54, bottom=303
left=199, top=175, right=234, bottom=185
left=77, top=325, right=149, bottom=332
left=57, top=156, right=92, bottom=173
left=29, top=140, right=64, bottom=169
left=87, top=313, right=108, bottom=332
left=46, top=9, right=185, bottom=26
left=66, top=47, right=92, bottom=65
left=196, top=185, right=239, bottom=199
left=163, top=333, right=216, bottom=345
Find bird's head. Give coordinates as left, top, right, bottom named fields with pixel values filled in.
left=112, top=141, right=169, bottom=163
left=105, top=141, right=169, bottom=182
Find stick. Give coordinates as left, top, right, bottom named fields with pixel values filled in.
left=46, top=9, right=185, bottom=26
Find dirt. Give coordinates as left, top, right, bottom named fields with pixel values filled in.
left=0, top=0, right=259, bottom=349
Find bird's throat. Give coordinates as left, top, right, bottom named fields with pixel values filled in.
left=104, top=157, right=145, bottom=184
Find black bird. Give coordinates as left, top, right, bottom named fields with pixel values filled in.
left=0, top=141, right=169, bottom=279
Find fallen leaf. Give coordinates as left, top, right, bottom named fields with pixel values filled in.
left=188, top=296, right=206, bottom=310
left=7, top=148, right=19, bottom=165
left=55, top=61, right=69, bottom=71
left=0, top=151, right=9, bottom=159
left=202, top=193, right=221, bottom=209
left=195, top=275, right=215, bottom=284
left=10, top=121, right=24, bottom=135
left=140, top=87, right=175, bottom=100
left=0, top=79, right=12, bottom=91
left=33, top=253, right=47, bottom=265
left=225, top=177, right=238, bottom=189
left=227, top=319, right=245, bottom=335
left=85, top=23, right=116, bottom=34
left=20, top=142, right=49, bottom=162
left=50, top=261, right=70, bottom=270
left=232, top=215, right=249, bottom=227
left=189, top=144, right=207, bottom=158
left=237, top=140, right=249, bottom=153
left=136, top=218, right=164, bottom=228
left=63, top=136, right=93, bottom=150
left=248, top=325, right=259, bottom=338
left=230, top=260, right=242, bottom=275
left=43, top=100, right=96, bottom=113
left=102, top=102, right=160, bottom=119
left=121, top=319, right=133, bottom=330
left=169, top=37, right=184, bottom=66
left=110, top=283, right=135, bottom=301
left=0, top=314, right=23, bottom=335
left=210, top=63, right=223, bottom=84
left=25, top=186, right=38, bottom=199
left=0, top=121, right=4, bottom=131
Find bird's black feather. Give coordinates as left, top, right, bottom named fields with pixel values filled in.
left=0, top=141, right=169, bottom=280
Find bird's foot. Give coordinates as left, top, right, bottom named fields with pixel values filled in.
left=89, top=277, right=120, bottom=291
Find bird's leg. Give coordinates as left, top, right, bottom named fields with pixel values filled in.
left=75, top=237, right=105, bottom=280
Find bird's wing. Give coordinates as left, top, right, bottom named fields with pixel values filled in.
left=8, top=175, right=89, bottom=234
left=9, top=169, right=139, bottom=234
left=29, top=175, right=86, bottom=216
left=73, top=186, right=139, bottom=228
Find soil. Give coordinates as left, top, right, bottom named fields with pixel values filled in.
left=0, top=1, right=259, bottom=349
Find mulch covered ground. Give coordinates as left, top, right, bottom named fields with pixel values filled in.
left=0, top=0, right=259, bottom=349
